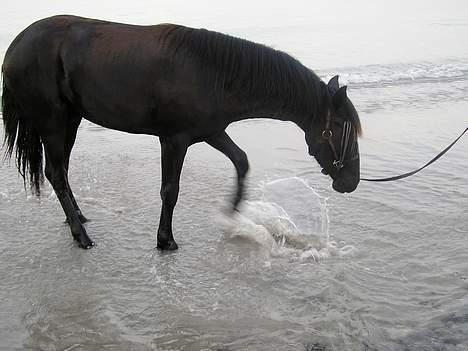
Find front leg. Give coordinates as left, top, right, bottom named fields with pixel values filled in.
left=157, top=135, right=189, bottom=250
left=206, top=131, right=249, bottom=212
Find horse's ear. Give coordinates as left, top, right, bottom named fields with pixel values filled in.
left=332, top=86, right=347, bottom=107
left=327, top=75, right=340, bottom=94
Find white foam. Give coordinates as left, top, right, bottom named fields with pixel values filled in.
left=219, top=177, right=356, bottom=262
left=321, top=60, right=468, bottom=86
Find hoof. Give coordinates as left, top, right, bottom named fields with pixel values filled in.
left=222, top=206, right=239, bottom=217
left=78, top=239, right=95, bottom=250
left=73, top=234, right=95, bottom=249
left=157, top=240, right=178, bottom=251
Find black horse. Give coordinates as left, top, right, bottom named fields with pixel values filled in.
left=2, top=15, right=362, bottom=250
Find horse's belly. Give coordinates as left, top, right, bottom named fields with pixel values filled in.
left=78, top=93, right=188, bottom=137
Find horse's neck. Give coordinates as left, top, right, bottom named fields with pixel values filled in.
left=234, top=104, right=308, bottom=130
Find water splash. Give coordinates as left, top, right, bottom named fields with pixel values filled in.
left=220, top=177, right=355, bottom=261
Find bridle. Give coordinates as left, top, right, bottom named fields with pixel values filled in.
left=319, top=111, right=467, bottom=182
left=321, top=111, right=357, bottom=171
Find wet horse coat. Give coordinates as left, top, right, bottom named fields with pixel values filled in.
left=2, top=15, right=361, bottom=249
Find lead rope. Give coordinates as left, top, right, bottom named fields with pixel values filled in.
left=361, top=127, right=467, bottom=182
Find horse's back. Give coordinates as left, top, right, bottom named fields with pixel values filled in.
left=3, top=15, right=165, bottom=86
left=2, top=16, right=228, bottom=137
left=3, top=16, right=176, bottom=129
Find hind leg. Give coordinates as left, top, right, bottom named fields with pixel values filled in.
left=157, top=135, right=190, bottom=250
left=64, top=116, right=88, bottom=223
left=43, top=128, right=94, bottom=249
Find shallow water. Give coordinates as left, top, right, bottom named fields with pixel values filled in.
left=1, top=1, right=468, bottom=350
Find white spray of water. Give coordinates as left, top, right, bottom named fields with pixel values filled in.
left=220, top=177, right=355, bottom=262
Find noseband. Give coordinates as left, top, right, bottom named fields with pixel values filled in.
left=321, top=112, right=356, bottom=170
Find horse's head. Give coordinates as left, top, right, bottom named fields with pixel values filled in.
left=305, top=76, right=362, bottom=193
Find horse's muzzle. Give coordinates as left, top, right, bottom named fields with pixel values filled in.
left=332, top=178, right=359, bottom=193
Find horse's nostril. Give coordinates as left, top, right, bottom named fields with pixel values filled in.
left=332, top=180, right=346, bottom=193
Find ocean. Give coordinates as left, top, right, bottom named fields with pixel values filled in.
left=0, top=1, right=467, bottom=350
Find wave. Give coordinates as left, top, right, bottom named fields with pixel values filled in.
left=316, top=59, right=468, bottom=112
left=319, top=59, right=468, bottom=88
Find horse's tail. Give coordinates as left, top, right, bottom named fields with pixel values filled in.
left=2, top=69, right=44, bottom=194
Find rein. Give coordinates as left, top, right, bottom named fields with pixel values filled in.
left=361, top=127, right=467, bottom=182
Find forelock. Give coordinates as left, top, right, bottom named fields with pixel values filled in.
left=345, top=99, right=362, bottom=137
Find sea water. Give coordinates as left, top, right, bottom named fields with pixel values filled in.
left=0, top=1, right=467, bottom=350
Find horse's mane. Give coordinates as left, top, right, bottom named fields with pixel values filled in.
left=162, top=25, right=362, bottom=134
left=162, top=26, right=324, bottom=120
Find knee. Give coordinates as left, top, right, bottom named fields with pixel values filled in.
left=236, top=151, right=249, bottom=179
left=45, top=164, right=66, bottom=190
left=44, top=164, right=60, bottom=184
left=160, top=183, right=179, bottom=205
